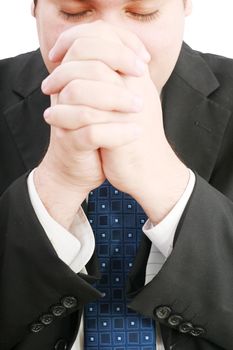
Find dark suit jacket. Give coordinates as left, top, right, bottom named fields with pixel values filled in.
left=0, top=43, right=233, bottom=350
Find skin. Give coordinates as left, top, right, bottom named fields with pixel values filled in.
left=32, top=0, right=192, bottom=229
left=34, top=0, right=191, bottom=91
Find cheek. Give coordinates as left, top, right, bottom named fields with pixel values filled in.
left=36, top=15, right=71, bottom=72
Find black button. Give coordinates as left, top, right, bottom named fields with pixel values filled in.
left=168, top=315, right=183, bottom=327
left=179, top=322, right=194, bottom=334
left=190, top=327, right=206, bottom=337
left=54, top=338, right=68, bottom=350
left=61, top=296, right=78, bottom=309
left=30, top=322, right=44, bottom=333
left=51, top=305, right=66, bottom=317
left=40, top=313, right=54, bottom=325
left=155, top=306, right=172, bottom=320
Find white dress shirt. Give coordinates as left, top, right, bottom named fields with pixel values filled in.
left=28, top=169, right=195, bottom=350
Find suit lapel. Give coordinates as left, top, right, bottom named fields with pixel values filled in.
left=162, top=43, right=231, bottom=181
left=3, top=50, right=50, bottom=171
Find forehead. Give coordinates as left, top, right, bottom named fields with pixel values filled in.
left=56, top=0, right=156, bottom=5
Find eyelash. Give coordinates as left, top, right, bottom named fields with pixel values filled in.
left=60, top=10, right=159, bottom=23
left=60, top=10, right=92, bottom=21
left=127, top=11, right=159, bottom=22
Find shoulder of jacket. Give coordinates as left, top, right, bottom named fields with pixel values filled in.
left=0, top=50, right=41, bottom=111
left=0, top=50, right=37, bottom=84
left=199, top=50, right=233, bottom=78
left=196, top=50, right=233, bottom=111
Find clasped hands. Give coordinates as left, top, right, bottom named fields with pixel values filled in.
left=38, top=20, right=189, bottom=224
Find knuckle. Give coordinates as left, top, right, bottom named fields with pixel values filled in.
left=60, top=80, right=80, bottom=102
left=79, top=107, right=91, bottom=122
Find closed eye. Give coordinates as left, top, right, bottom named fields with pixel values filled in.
left=60, top=10, right=160, bottom=23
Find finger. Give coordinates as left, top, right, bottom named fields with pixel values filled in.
left=44, top=105, right=135, bottom=130
left=42, top=61, right=124, bottom=95
left=49, top=22, right=122, bottom=62
left=56, top=122, right=142, bottom=151
left=57, top=79, right=144, bottom=113
left=111, top=24, right=151, bottom=62
left=62, top=38, right=147, bottom=77
left=49, top=20, right=150, bottom=63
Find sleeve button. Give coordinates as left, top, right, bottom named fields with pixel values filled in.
left=168, top=315, right=183, bottom=327
left=155, top=306, right=172, bottom=320
left=51, top=305, right=66, bottom=317
left=40, top=313, right=54, bottom=325
left=30, top=322, right=44, bottom=333
left=190, top=327, right=206, bottom=337
left=54, top=338, right=68, bottom=350
left=61, top=296, right=78, bottom=309
left=179, top=322, right=194, bottom=334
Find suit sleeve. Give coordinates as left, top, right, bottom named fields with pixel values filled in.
left=0, top=173, right=102, bottom=350
left=128, top=174, right=233, bottom=350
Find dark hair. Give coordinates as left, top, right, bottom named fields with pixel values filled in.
left=34, top=0, right=37, bottom=5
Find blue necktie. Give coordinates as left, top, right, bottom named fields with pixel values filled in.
left=84, top=180, right=156, bottom=349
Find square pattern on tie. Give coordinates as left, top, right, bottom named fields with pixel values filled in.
left=84, top=181, right=156, bottom=349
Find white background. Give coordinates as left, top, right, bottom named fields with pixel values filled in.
left=0, top=0, right=233, bottom=59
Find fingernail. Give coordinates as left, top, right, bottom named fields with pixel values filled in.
left=132, top=96, right=143, bottom=112
left=142, top=50, right=151, bottom=62
left=139, top=49, right=151, bottom=63
left=44, top=108, right=51, bottom=120
left=49, top=48, right=56, bottom=61
left=135, top=59, right=146, bottom=75
left=41, top=78, right=49, bottom=92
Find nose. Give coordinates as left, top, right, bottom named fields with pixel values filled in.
left=95, top=11, right=126, bottom=28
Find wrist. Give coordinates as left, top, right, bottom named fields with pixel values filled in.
left=134, top=152, right=190, bottom=224
left=34, top=160, right=89, bottom=229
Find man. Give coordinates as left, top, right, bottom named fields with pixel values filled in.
left=0, top=0, right=233, bottom=349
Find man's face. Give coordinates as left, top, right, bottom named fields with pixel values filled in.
left=33, top=0, right=191, bottom=91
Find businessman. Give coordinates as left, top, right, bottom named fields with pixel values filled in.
left=0, top=0, right=233, bottom=349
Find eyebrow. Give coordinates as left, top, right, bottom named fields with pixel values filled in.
left=57, top=0, right=156, bottom=6
left=67, top=0, right=154, bottom=3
